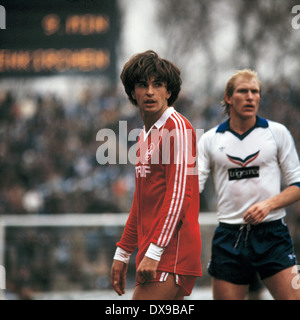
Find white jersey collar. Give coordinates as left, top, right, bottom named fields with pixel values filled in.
left=143, top=107, right=175, bottom=141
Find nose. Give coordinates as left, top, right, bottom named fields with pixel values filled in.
left=246, top=90, right=254, bottom=100
left=146, top=84, right=154, bottom=95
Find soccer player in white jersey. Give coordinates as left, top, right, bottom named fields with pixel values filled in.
left=198, top=69, right=300, bottom=299
left=110, top=51, right=202, bottom=300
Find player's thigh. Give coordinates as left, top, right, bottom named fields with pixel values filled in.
left=263, top=266, right=300, bottom=300
left=132, top=274, right=182, bottom=300
left=212, top=277, right=248, bottom=300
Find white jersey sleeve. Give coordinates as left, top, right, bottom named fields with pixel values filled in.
left=198, top=126, right=216, bottom=193
left=268, top=120, right=300, bottom=186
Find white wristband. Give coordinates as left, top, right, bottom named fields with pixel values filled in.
left=113, top=247, right=131, bottom=264
left=145, top=243, right=165, bottom=261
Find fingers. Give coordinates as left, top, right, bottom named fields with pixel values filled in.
left=245, top=215, right=262, bottom=225
left=244, top=211, right=262, bottom=224
left=111, top=261, right=127, bottom=296
left=136, top=257, right=158, bottom=284
left=244, top=211, right=259, bottom=224
left=111, top=269, right=121, bottom=295
left=244, top=204, right=267, bottom=224
left=111, top=271, right=126, bottom=296
left=136, top=269, right=156, bottom=284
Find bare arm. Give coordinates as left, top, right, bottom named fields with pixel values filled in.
left=244, top=185, right=300, bottom=224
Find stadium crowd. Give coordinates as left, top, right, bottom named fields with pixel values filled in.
left=0, top=85, right=137, bottom=215
left=1, top=78, right=300, bottom=298
left=1, top=79, right=300, bottom=216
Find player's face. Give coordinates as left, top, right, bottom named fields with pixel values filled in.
left=132, top=77, right=171, bottom=123
left=226, top=76, right=261, bottom=120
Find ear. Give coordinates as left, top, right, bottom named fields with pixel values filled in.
left=224, top=94, right=232, bottom=105
left=131, top=90, right=136, bottom=100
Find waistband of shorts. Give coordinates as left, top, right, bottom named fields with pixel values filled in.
left=219, top=218, right=284, bottom=230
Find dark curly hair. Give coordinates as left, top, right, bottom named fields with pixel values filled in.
left=120, top=50, right=182, bottom=107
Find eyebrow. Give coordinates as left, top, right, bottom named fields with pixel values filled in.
left=236, top=87, right=259, bottom=92
left=136, top=78, right=166, bottom=84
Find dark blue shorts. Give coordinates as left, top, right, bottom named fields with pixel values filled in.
left=208, top=219, right=297, bottom=285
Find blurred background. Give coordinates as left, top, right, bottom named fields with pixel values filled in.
left=0, top=0, right=299, bottom=300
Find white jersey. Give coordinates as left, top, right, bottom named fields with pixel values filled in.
left=198, top=116, right=300, bottom=224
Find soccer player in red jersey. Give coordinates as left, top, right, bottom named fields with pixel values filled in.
left=110, top=50, right=202, bottom=300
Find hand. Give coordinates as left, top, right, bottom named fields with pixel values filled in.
left=110, top=260, right=128, bottom=296
left=136, top=256, right=159, bottom=284
left=243, top=199, right=272, bottom=224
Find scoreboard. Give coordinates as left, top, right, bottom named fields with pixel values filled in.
left=0, top=0, right=120, bottom=80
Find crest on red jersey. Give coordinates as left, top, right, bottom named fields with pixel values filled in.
left=145, top=142, right=155, bottom=161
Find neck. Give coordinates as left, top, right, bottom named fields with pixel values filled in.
left=229, top=115, right=257, bottom=135
left=141, top=105, right=168, bottom=132
left=141, top=113, right=156, bottom=133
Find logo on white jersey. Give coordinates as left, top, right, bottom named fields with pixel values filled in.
left=227, top=150, right=260, bottom=181
left=226, top=150, right=260, bottom=167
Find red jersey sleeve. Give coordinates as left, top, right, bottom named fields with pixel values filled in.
left=116, top=188, right=138, bottom=253
left=151, top=113, right=197, bottom=248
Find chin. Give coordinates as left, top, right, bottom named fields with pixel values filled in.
left=240, top=113, right=256, bottom=120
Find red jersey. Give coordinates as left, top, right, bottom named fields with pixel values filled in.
left=117, top=107, right=202, bottom=277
